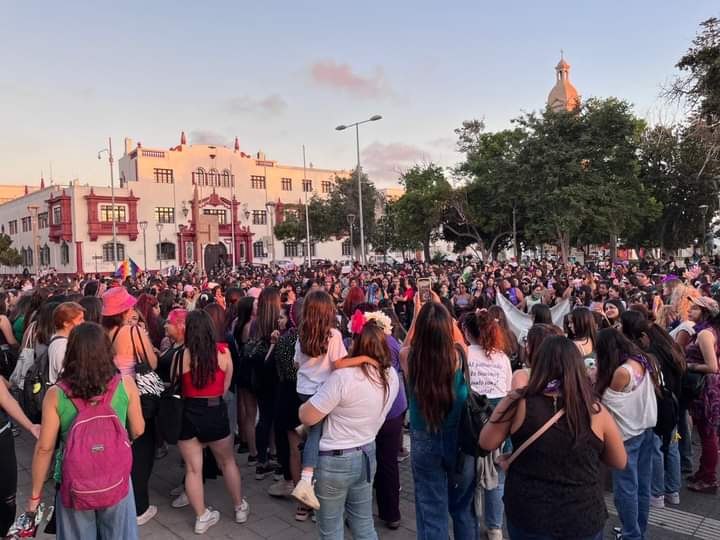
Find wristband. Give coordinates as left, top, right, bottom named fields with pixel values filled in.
left=30, top=494, right=41, bottom=501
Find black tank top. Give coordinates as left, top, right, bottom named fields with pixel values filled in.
left=505, top=395, right=607, bottom=538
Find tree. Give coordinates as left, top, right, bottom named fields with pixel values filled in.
left=0, top=234, right=22, bottom=267
left=393, top=164, right=452, bottom=261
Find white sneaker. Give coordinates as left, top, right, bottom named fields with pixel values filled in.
left=194, top=508, right=220, bottom=534
left=136, top=505, right=157, bottom=526
left=169, top=483, right=184, bottom=497
left=235, top=499, right=250, bottom=523
left=171, top=492, right=190, bottom=508
left=650, top=495, right=665, bottom=509
left=487, top=529, right=503, bottom=540
left=268, top=479, right=294, bottom=497
left=665, top=492, right=680, bottom=505
left=291, top=477, right=320, bottom=510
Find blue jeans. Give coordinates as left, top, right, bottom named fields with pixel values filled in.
left=315, top=444, right=377, bottom=540
left=476, top=465, right=505, bottom=530
left=651, top=431, right=681, bottom=497
left=55, top=481, right=138, bottom=540
left=613, top=429, right=654, bottom=540
left=507, top=520, right=602, bottom=540
left=299, top=393, right=322, bottom=469
left=410, top=428, right=477, bottom=540
left=677, top=406, right=693, bottom=472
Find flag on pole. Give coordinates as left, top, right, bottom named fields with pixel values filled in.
left=114, top=258, right=141, bottom=280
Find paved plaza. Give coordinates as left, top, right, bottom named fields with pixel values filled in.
left=10, top=430, right=720, bottom=539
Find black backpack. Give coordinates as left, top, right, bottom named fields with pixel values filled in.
left=654, top=370, right=679, bottom=449
left=22, top=336, right=66, bottom=423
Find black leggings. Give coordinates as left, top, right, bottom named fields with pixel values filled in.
left=0, top=427, right=17, bottom=536
left=131, top=416, right=156, bottom=515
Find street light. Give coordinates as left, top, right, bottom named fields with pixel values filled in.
left=265, top=201, right=276, bottom=264
left=347, top=213, right=356, bottom=260
left=700, top=204, right=710, bottom=256
left=139, top=221, right=148, bottom=271
left=156, top=222, right=164, bottom=273
left=335, top=114, right=383, bottom=265
left=97, top=138, right=117, bottom=267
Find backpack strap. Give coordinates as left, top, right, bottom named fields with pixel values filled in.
left=111, top=326, right=122, bottom=346
left=101, top=375, right=122, bottom=406
left=57, top=374, right=121, bottom=412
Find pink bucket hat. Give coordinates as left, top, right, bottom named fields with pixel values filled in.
left=102, top=287, right=137, bottom=316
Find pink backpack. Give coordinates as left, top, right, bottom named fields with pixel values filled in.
left=57, top=375, right=132, bottom=510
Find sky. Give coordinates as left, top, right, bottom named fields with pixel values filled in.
left=0, top=1, right=717, bottom=188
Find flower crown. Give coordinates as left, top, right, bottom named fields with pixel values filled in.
left=348, top=309, right=392, bottom=335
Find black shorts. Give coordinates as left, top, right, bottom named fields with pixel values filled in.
left=275, top=379, right=302, bottom=431
left=179, top=397, right=230, bottom=443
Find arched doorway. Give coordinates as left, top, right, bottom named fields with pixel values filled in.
left=204, top=242, right=228, bottom=272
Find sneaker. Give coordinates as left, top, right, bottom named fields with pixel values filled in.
left=665, top=492, right=680, bottom=505
left=295, top=504, right=312, bottom=522
left=291, top=477, right=320, bottom=510
left=247, top=454, right=258, bottom=466
left=235, top=499, right=250, bottom=523
left=268, top=453, right=278, bottom=466
left=649, top=495, right=665, bottom=509
left=268, top=479, right=294, bottom=497
left=194, top=508, right=220, bottom=534
left=385, top=520, right=401, bottom=530
left=136, top=505, right=157, bottom=526
left=255, top=462, right=274, bottom=480
left=171, top=492, right=189, bottom=508
left=169, top=483, right=185, bottom=497
left=487, top=528, right=503, bottom=540
left=273, top=464, right=284, bottom=482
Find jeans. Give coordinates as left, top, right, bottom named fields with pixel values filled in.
left=613, top=429, right=654, bottom=540
left=478, top=467, right=505, bottom=530
left=315, top=444, right=377, bottom=540
left=131, top=416, right=156, bottom=515
left=677, top=406, right=693, bottom=472
left=374, top=414, right=403, bottom=522
left=55, top=480, right=138, bottom=540
left=651, top=431, right=681, bottom=497
left=410, top=428, right=477, bottom=540
left=0, top=427, right=17, bottom=537
left=692, top=410, right=719, bottom=483
left=299, top=393, right=322, bottom=469
left=507, top=520, right=602, bottom=540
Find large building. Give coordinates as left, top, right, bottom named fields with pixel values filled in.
left=0, top=134, right=350, bottom=275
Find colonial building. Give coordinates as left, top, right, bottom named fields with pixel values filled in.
left=547, top=53, right=580, bottom=112
left=0, top=134, right=349, bottom=275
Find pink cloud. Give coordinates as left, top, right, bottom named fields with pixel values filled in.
left=361, top=142, right=429, bottom=184
left=310, top=59, right=392, bottom=98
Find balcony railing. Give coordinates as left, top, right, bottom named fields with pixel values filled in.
left=191, top=172, right=235, bottom=187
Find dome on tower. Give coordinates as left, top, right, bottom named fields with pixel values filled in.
left=547, top=52, right=580, bottom=112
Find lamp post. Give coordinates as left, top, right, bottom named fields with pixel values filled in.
left=265, top=201, right=276, bottom=264
left=139, top=221, right=148, bottom=271
left=700, top=204, right=709, bottom=256
left=97, top=138, right=117, bottom=267
left=92, top=255, right=103, bottom=275
left=27, top=205, right=40, bottom=277
left=347, top=213, right=356, bottom=260
left=156, top=222, right=164, bottom=273
left=302, top=145, right=312, bottom=268
left=335, top=114, right=382, bottom=266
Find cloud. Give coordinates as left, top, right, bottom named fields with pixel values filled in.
left=189, top=130, right=230, bottom=145
left=309, top=60, right=393, bottom=99
left=361, top=142, right=429, bottom=184
left=224, top=94, right=288, bottom=116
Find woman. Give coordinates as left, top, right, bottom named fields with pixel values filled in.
left=174, top=310, right=248, bottom=534
left=462, top=310, right=511, bottom=540
left=232, top=296, right=257, bottom=458
left=0, top=292, right=19, bottom=380
left=135, top=293, right=164, bottom=351
left=682, top=296, right=720, bottom=492
left=101, top=287, right=159, bottom=526
left=452, top=283, right=472, bottom=317
left=621, top=311, right=685, bottom=507
left=407, top=302, right=475, bottom=540
left=0, top=373, right=39, bottom=536
left=48, top=302, right=86, bottom=384
left=479, top=336, right=627, bottom=540
left=511, top=323, right=563, bottom=390
left=604, top=299, right=625, bottom=329
left=530, top=303, right=552, bottom=325
left=568, top=307, right=598, bottom=378
left=78, top=296, right=103, bottom=324
left=27, top=322, right=144, bottom=539
left=298, top=320, right=399, bottom=539
left=488, top=305, right=520, bottom=368
left=596, top=328, right=659, bottom=539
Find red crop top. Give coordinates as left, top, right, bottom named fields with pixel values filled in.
left=182, top=369, right=226, bottom=398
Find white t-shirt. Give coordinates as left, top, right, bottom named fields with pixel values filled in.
left=295, top=329, right=347, bottom=395
left=467, top=345, right=512, bottom=399
left=310, top=366, right=399, bottom=451
left=48, top=335, right=68, bottom=384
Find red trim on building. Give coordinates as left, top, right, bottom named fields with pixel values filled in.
left=75, top=241, right=83, bottom=273
left=84, top=188, right=140, bottom=242
left=46, top=189, right=73, bottom=244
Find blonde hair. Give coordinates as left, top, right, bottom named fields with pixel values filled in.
left=656, top=305, right=678, bottom=329
left=671, top=284, right=699, bottom=321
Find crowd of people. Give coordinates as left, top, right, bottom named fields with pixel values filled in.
left=0, top=253, right=717, bottom=539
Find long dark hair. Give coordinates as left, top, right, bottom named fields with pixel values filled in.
left=525, top=323, right=563, bottom=368
left=621, top=310, right=686, bottom=375
left=135, top=293, right=163, bottom=348
left=569, top=308, right=597, bottom=344
left=595, top=328, right=660, bottom=397
left=35, top=301, right=61, bottom=346
left=531, top=303, right=552, bottom=325
left=349, top=322, right=392, bottom=404
left=60, top=322, right=118, bottom=400
left=300, top=290, right=337, bottom=357
left=185, top=310, right=218, bottom=388
left=497, top=336, right=599, bottom=443
left=232, top=296, right=255, bottom=346
left=408, top=302, right=457, bottom=432
left=203, top=302, right=227, bottom=343
left=254, top=287, right=281, bottom=342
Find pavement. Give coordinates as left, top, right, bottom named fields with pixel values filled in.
left=11, top=430, right=720, bottom=539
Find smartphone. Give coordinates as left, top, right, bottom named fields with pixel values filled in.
left=418, top=278, right=432, bottom=303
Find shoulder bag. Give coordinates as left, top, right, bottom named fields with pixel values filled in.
left=456, top=344, right=495, bottom=459
left=158, top=347, right=185, bottom=444
left=496, top=408, right=565, bottom=472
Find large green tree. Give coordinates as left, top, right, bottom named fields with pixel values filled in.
left=0, top=234, right=22, bottom=267
left=393, top=164, right=452, bottom=261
